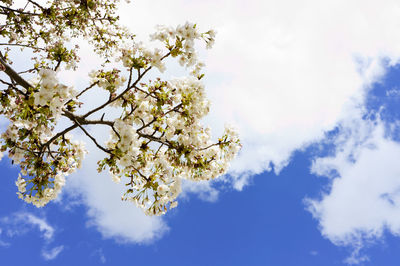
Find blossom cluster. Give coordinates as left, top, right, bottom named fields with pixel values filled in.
left=0, top=67, right=86, bottom=207
left=33, top=69, right=77, bottom=119
left=89, top=69, right=127, bottom=93
left=118, top=22, right=215, bottom=78
left=0, top=0, right=134, bottom=71
left=97, top=77, right=241, bottom=215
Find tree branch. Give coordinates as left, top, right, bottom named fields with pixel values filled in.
left=0, top=43, right=45, bottom=51
left=70, top=115, right=112, bottom=154
left=41, top=123, right=79, bottom=150
left=62, top=110, right=114, bottom=127
left=27, top=0, right=46, bottom=10
left=0, top=5, right=40, bottom=16
left=195, top=141, right=231, bottom=151
left=0, top=52, right=32, bottom=90
left=76, top=81, right=99, bottom=99
left=0, top=78, right=27, bottom=96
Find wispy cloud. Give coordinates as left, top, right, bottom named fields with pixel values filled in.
left=0, top=240, right=10, bottom=247
left=305, top=112, right=400, bottom=263
left=41, top=245, right=64, bottom=261
left=0, top=212, right=55, bottom=241
left=22, top=213, right=55, bottom=240
left=343, top=245, right=370, bottom=265
left=0, top=229, right=10, bottom=248
left=180, top=180, right=220, bottom=203
left=91, top=248, right=106, bottom=264
left=0, top=212, right=64, bottom=260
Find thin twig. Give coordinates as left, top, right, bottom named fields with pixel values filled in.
left=132, top=166, right=150, bottom=182
left=0, top=43, right=45, bottom=51
left=28, top=0, right=46, bottom=10
left=195, top=141, right=231, bottom=151
left=0, top=5, right=40, bottom=16
left=42, top=123, right=79, bottom=150
left=0, top=78, right=27, bottom=97
left=71, top=116, right=112, bottom=154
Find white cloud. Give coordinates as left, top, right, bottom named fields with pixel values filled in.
left=0, top=229, right=10, bottom=248
left=91, top=248, right=106, bottom=264
left=0, top=240, right=10, bottom=247
left=180, top=180, right=220, bottom=203
left=6, top=0, right=400, bottom=246
left=116, top=0, right=400, bottom=189
left=61, top=0, right=400, bottom=243
left=22, top=213, right=55, bottom=240
left=64, top=133, right=168, bottom=244
left=0, top=212, right=64, bottom=259
left=41, top=245, right=64, bottom=261
left=343, top=246, right=370, bottom=265
left=306, top=115, right=400, bottom=262
left=0, top=212, right=55, bottom=241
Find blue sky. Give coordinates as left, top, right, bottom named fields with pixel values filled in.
left=4, top=0, right=400, bottom=265
left=2, top=65, right=400, bottom=265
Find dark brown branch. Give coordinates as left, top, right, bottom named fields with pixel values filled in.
left=62, top=110, right=114, bottom=127
left=71, top=115, right=112, bottom=154
left=133, top=85, right=157, bottom=99
left=0, top=43, right=45, bottom=51
left=47, top=145, right=56, bottom=160
left=155, top=143, right=164, bottom=156
left=0, top=52, right=32, bottom=90
left=41, top=110, right=115, bottom=153
left=196, top=141, right=231, bottom=151
left=122, top=103, right=137, bottom=120
left=132, top=166, right=150, bottom=182
left=127, top=66, right=133, bottom=88
left=18, top=68, right=36, bottom=75
left=75, top=81, right=99, bottom=99
left=28, top=0, right=45, bottom=10
left=0, top=78, right=26, bottom=96
left=0, top=5, right=40, bottom=16
left=137, top=132, right=170, bottom=147
left=64, top=81, right=99, bottom=107
left=41, top=123, right=79, bottom=150
left=54, top=59, right=62, bottom=71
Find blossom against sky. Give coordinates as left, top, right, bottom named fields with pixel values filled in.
left=3, top=0, right=400, bottom=265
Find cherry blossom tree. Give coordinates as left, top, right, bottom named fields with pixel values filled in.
left=0, top=0, right=240, bottom=215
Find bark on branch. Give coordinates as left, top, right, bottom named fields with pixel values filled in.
left=0, top=52, right=32, bottom=90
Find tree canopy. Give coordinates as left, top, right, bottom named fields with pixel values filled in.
left=0, top=0, right=240, bottom=215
